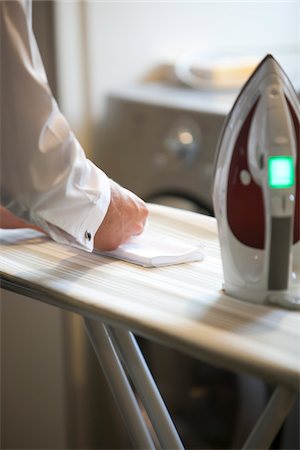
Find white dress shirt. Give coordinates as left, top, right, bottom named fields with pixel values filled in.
left=0, top=0, right=111, bottom=251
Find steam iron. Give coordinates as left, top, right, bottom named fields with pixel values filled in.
left=213, top=55, right=300, bottom=309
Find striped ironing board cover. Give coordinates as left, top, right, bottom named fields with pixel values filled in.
left=1, top=204, right=299, bottom=390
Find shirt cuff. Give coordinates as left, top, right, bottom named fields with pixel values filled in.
left=34, top=170, right=111, bottom=252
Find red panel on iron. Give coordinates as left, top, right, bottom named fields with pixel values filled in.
left=227, top=100, right=265, bottom=249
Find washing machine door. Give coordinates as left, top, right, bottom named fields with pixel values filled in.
left=146, top=194, right=212, bottom=216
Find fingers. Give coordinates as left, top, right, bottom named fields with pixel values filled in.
left=94, top=180, right=148, bottom=251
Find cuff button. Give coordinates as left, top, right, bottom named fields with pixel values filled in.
left=85, top=231, right=92, bottom=241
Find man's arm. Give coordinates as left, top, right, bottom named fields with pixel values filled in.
left=1, top=182, right=148, bottom=251
left=0, top=1, right=147, bottom=251
left=0, top=207, right=43, bottom=231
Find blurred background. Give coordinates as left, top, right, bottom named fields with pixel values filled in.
left=52, top=1, right=300, bottom=156
left=1, top=1, right=299, bottom=449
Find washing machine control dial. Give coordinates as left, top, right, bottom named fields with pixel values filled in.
left=163, top=117, right=201, bottom=164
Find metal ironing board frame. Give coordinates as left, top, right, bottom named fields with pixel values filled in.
left=1, top=277, right=296, bottom=450
left=84, top=319, right=184, bottom=449
left=84, top=316, right=296, bottom=450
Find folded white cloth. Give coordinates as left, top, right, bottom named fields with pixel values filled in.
left=0, top=228, right=204, bottom=268
left=0, top=228, right=46, bottom=244
left=100, top=230, right=204, bottom=267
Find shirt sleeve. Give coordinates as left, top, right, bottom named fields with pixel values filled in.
left=0, top=0, right=111, bottom=252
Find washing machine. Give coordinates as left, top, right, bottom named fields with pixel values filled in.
left=97, top=82, right=239, bottom=214
left=95, top=82, right=268, bottom=449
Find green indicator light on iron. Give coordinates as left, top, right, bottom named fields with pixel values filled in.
left=268, top=156, right=295, bottom=188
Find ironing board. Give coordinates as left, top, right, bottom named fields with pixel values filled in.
left=1, top=204, right=299, bottom=449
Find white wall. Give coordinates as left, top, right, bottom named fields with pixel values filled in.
left=85, top=1, right=299, bottom=117
left=54, top=1, right=299, bottom=151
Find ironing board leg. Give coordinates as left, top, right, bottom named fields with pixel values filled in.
left=109, top=326, right=184, bottom=450
left=242, top=385, right=296, bottom=450
left=83, top=317, right=155, bottom=450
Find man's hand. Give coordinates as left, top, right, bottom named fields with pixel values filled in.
left=94, top=180, right=148, bottom=251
